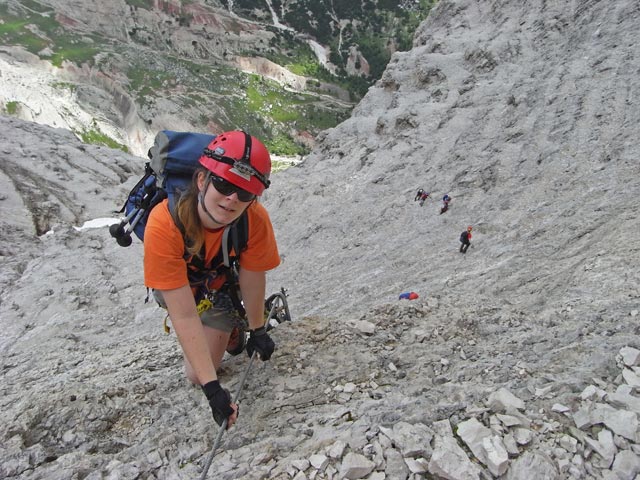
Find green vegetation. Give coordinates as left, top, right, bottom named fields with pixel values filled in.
left=241, top=74, right=349, bottom=154
left=123, top=0, right=153, bottom=9
left=78, top=125, right=129, bottom=152
left=284, top=51, right=328, bottom=78
left=0, top=0, right=434, bottom=157
left=246, top=75, right=299, bottom=122
left=50, top=44, right=98, bottom=68
left=126, top=66, right=175, bottom=105
left=0, top=4, right=98, bottom=67
left=215, top=93, right=312, bottom=156
left=123, top=46, right=346, bottom=156
left=215, top=95, right=271, bottom=138
left=266, top=134, right=309, bottom=157
left=51, top=81, right=77, bottom=92
left=396, top=0, right=437, bottom=51
left=0, top=15, right=47, bottom=53
left=5, top=101, right=20, bottom=115
left=353, top=35, right=390, bottom=79
left=265, top=49, right=334, bottom=91
left=274, top=0, right=436, bottom=96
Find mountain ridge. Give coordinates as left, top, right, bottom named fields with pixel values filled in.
left=0, top=0, right=432, bottom=155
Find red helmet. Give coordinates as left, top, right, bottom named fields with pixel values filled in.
left=199, top=130, right=271, bottom=196
left=467, top=225, right=473, bottom=231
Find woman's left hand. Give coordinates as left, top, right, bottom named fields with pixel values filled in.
left=246, top=326, right=275, bottom=360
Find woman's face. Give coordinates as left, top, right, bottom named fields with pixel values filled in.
left=197, top=172, right=252, bottom=227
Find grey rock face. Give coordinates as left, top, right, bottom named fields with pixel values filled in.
left=2, top=0, right=640, bottom=479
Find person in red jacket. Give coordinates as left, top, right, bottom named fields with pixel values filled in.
left=414, top=188, right=430, bottom=206
left=460, top=225, right=473, bottom=253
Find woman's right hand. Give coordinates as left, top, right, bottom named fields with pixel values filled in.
left=202, top=380, right=238, bottom=428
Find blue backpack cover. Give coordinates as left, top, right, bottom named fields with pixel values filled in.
left=110, top=131, right=216, bottom=246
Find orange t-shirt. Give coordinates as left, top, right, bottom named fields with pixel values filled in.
left=144, top=199, right=280, bottom=292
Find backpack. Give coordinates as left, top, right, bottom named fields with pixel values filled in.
left=110, top=130, right=250, bottom=308
left=110, top=131, right=216, bottom=245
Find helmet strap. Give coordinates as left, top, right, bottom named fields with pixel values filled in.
left=241, top=130, right=252, bottom=162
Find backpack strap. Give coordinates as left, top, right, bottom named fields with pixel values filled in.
left=219, top=211, right=249, bottom=317
left=222, top=209, right=249, bottom=267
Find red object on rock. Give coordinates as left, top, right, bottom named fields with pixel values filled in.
left=399, top=292, right=420, bottom=300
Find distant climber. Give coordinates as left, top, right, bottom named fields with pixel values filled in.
left=440, top=193, right=451, bottom=214
left=418, top=191, right=430, bottom=206
left=459, top=226, right=472, bottom=253
left=414, top=188, right=424, bottom=202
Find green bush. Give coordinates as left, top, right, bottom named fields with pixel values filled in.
left=51, top=82, right=77, bottom=92
left=78, top=127, right=129, bottom=152
left=265, top=134, right=308, bottom=157
left=50, top=44, right=98, bottom=68
left=5, top=101, right=20, bottom=115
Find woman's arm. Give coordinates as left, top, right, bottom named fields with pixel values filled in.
left=238, top=268, right=267, bottom=330
left=239, top=268, right=275, bottom=361
left=161, top=285, right=238, bottom=428
left=161, top=285, right=217, bottom=384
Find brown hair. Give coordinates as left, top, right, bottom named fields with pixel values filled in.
left=175, top=168, right=207, bottom=256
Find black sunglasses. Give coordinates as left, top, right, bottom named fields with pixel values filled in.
left=209, top=175, right=256, bottom=202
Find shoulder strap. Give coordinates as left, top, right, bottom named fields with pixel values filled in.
left=223, top=209, right=249, bottom=267
left=169, top=199, right=249, bottom=293
left=220, top=210, right=250, bottom=317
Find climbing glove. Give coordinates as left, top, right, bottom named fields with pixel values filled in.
left=246, top=326, right=275, bottom=360
left=202, top=380, right=234, bottom=427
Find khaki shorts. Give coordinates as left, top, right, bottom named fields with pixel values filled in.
left=153, top=290, right=241, bottom=333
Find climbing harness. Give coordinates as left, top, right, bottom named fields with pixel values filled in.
left=162, top=286, right=251, bottom=334
left=162, top=296, right=215, bottom=334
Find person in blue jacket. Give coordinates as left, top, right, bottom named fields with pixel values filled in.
left=440, top=193, right=451, bottom=214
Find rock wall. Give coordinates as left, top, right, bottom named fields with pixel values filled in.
left=265, top=0, right=640, bottom=320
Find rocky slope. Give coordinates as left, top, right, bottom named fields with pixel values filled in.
left=266, top=0, right=640, bottom=328
left=2, top=0, right=640, bottom=479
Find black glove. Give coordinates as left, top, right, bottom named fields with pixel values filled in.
left=246, top=326, right=275, bottom=360
left=202, top=380, right=234, bottom=427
